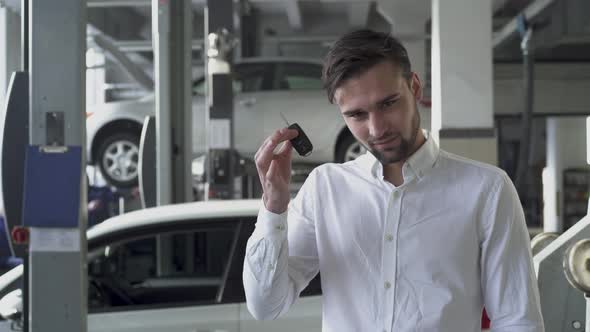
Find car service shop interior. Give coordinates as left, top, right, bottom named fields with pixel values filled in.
left=0, top=0, right=590, bottom=331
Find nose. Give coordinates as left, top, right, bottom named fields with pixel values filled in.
left=368, top=112, right=388, bottom=139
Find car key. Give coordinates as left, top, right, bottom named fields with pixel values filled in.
left=280, top=112, right=313, bottom=157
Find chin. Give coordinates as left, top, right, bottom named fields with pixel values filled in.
left=371, top=149, right=404, bottom=164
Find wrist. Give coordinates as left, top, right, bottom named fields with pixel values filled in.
left=263, top=194, right=288, bottom=214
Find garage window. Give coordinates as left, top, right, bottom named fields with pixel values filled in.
left=88, top=222, right=239, bottom=312
left=221, top=219, right=322, bottom=304
left=277, top=63, right=323, bottom=90
left=192, top=63, right=273, bottom=95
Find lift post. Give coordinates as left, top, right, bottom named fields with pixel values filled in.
left=24, top=0, right=87, bottom=331
left=205, top=0, right=237, bottom=200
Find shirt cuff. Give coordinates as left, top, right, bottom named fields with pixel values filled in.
left=254, top=206, right=288, bottom=236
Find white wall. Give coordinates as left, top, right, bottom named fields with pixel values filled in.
left=86, top=48, right=106, bottom=108
left=544, top=117, right=589, bottom=232
left=0, top=6, right=21, bottom=109
left=256, top=9, right=391, bottom=58
left=431, top=0, right=494, bottom=131
left=494, top=63, right=590, bottom=116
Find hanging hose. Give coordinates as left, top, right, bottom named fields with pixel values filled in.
left=514, top=14, right=535, bottom=197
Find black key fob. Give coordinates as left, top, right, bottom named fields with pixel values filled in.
left=288, top=123, right=313, bottom=157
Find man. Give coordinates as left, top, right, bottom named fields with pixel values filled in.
left=243, top=29, right=544, bottom=331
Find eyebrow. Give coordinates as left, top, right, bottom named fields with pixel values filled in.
left=341, top=93, right=401, bottom=116
left=378, top=93, right=401, bottom=106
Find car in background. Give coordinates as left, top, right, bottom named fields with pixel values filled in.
left=86, top=57, right=364, bottom=188
left=0, top=199, right=322, bottom=332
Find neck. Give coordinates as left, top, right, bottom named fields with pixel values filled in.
left=382, top=130, right=426, bottom=186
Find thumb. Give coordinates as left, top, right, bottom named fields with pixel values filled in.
left=277, top=141, right=293, bottom=157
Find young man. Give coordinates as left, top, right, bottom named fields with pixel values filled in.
left=243, top=29, right=544, bottom=331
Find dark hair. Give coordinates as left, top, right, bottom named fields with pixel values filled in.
left=322, top=29, right=412, bottom=104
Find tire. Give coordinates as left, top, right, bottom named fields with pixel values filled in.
left=96, top=132, right=140, bottom=188
left=335, top=133, right=366, bottom=163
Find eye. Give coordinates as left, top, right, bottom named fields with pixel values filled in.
left=383, top=98, right=399, bottom=108
left=348, top=112, right=366, bottom=121
left=351, top=112, right=365, bottom=120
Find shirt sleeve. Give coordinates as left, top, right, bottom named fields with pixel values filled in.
left=243, top=169, right=320, bottom=320
left=480, top=173, right=545, bottom=332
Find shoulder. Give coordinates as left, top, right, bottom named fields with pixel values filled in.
left=436, top=149, right=511, bottom=190
left=437, top=151, right=522, bottom=224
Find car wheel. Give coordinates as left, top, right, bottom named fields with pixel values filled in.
left=96, top=132, right=140, bottom=188
left=335, top=133, right=366, bottom=163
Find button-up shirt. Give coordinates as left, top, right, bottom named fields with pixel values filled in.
left=243, top=134, right=544, bottom=331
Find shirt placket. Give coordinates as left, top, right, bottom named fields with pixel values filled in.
left=381, top=187, right=402, bottom=332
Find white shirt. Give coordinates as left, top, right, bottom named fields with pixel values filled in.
left=243, top=134, right=544, bottom=332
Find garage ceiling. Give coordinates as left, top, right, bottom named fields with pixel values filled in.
left=80, top=0, right=590, bottom=61
left=5, top=0, right=588, bottom=69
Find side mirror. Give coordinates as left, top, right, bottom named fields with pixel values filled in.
left=0, top=289, right=22, bottom=321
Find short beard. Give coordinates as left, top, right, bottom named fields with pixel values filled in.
left=366, top=104, right=421, bottom=164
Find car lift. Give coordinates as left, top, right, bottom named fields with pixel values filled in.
left=205, top=0, right=238, bottom=200
left=0, top=0, right=88, bottom=331
left=535, top=214, right=590, bottom=331
left=139, top=0, right=241, bottom=205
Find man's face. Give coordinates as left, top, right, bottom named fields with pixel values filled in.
left=334, top=61, right=422, bottom=164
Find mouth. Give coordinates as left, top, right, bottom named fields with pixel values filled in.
left=371, top=136, right=399, bottom=148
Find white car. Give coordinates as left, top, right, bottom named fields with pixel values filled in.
left=86, top=57, right=364, bottom=188
left=0, top=199, right=322, bottom=332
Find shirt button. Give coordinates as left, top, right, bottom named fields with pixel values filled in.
left=384, top=281, right=391, bottom=289
left=276, top=225, right=285, bottom=231
left=385, top=234, right=393, bottom=242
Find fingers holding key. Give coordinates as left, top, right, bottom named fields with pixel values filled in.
left=255, top=128, right=298, bottom=171
left=255, top=128, right=299, bottom=214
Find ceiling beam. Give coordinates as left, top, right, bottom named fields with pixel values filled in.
left=90, top=34, right=154, bottom=90
left=492, top=0, right=554, bottom=48
left=112, top=39, right=204, bottom=52
left=87, top=0, right=150, bottom=7
left=264, top=35, right=338, bottom=44
left=88, top=0, right=371, bottom=8
left=192, top=0, right=371, bottom=3
left=264, top=32, right=428, bottom=47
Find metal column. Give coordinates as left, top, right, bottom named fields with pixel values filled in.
left=151, top=0, right=192, bottom=277
left=27, top=0, right=87, bottom=331
left=205, top=0, right=236, bottom=200
left=151, top=0, right=193, bottom=206
left=514, top=14, right=535, bottom=197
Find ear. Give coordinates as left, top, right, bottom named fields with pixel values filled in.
left=409, top=72, right=423, bottom=101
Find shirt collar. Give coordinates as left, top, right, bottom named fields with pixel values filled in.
left=359, top=130, right=439, bottom=182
